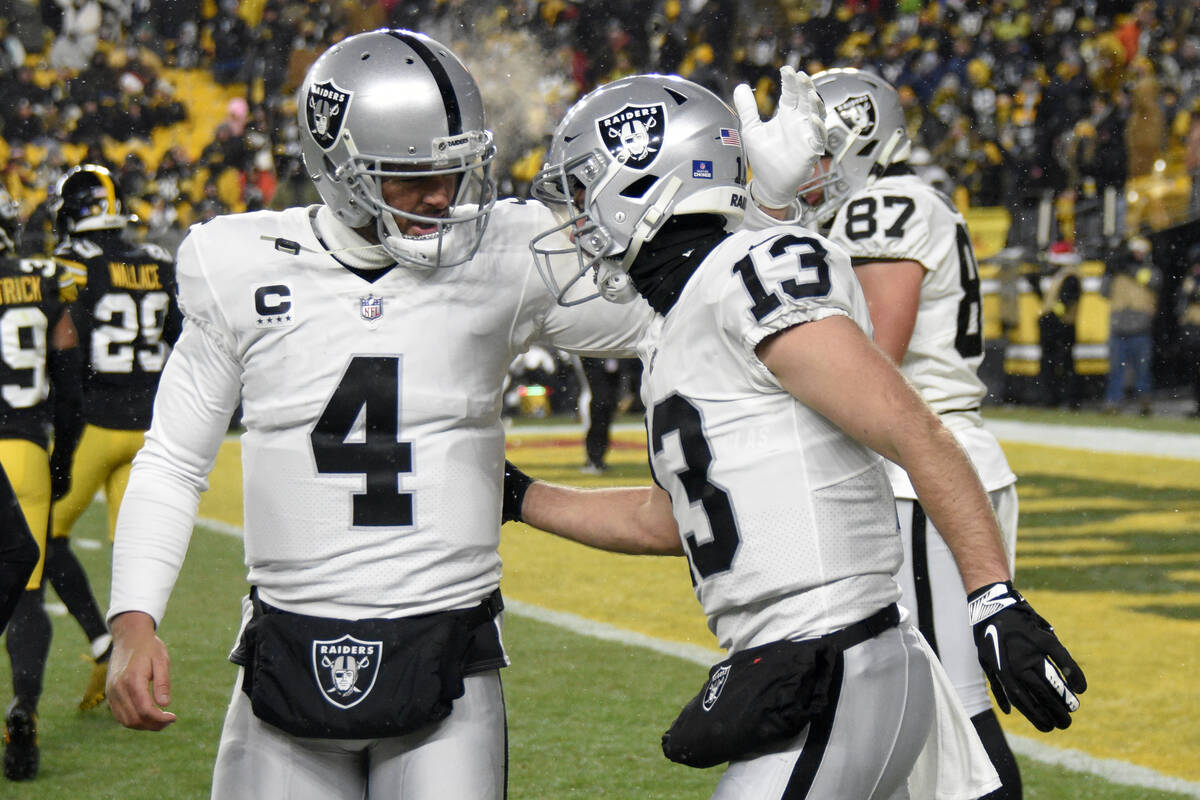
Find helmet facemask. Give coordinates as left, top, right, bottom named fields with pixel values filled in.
left=798, top=124, right=908, bottom=227
left=530, top=149, right=631, bottom=305
left=530, top=75, right=748, bottom=307
left=798, top=69, right=911, bottom=227
left=337, top=130, right=497, bottom=269
left=297, top=29, right=498, bottom=270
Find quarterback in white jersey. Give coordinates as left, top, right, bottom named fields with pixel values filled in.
left=103, top=30, right=665, bottom=800
left=115, top=199, right=651, bottom=622
left=802, top=68, right=1023, bottom=797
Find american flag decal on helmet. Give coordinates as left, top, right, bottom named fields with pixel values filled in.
left=719, top=128, right=741, bottom=147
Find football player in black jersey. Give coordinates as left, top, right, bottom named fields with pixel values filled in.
left=45, top=165, right=181, bottom=713
left=0, top=187, right=83, bottom=781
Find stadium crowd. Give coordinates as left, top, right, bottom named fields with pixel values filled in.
left=0, top=0, right=1198, bottom=257
left=0, top=0, right=1198, bottom=408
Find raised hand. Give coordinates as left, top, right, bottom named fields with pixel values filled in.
left=732, top=66, right=828, bottom=209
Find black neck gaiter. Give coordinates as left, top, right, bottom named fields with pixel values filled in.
left=627, top=214, right=730, bottom=315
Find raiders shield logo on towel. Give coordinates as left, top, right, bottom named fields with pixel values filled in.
left=597, top=103, right=665, bottom=170
left=702, top=663, right=731, bottom=711
left=834, top=93, right=877, bottom=137
left=313, top=635, right=382, bottom=709
left=306, top=79, right=352, bottom=150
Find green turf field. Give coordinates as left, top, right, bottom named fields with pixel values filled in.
left=2, top=411, right=1198, bottom=799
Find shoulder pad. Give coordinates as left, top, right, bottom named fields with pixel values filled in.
left=135, top=241, right=174, bottom=263
left=56, top=238, right=104, bottom=260
left=17, top=256, right=58, bottom=278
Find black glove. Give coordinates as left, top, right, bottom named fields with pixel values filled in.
left=968, top=581, right=1086, bottom=732
left=502, top=460, right=534, bottom=523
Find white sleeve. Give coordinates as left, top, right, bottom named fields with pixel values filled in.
left=538, top=295, right=655, bottom=357
left=716, top=230, right=863, bottom=389
left=739, top=199, right=803, bottom=231
left=108, top=322, right=243, bottom=627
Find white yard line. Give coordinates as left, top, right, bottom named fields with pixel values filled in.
left=983, top=419, right=1200, bottom=461
left=194, top=516, right=1200, bottom=796
left=509, top=419, right=1200, bottom=461
left=502, top=599, right=1200, bottom=799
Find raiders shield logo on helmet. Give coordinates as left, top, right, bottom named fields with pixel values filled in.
left=312, top=635, right=382, bottom=709
left=834, top=93, right=877, bottom=137
left=306, top=80, right=352, bottom=150
left=597, top=103, right=665, bottom=170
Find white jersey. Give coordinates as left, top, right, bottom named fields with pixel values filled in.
left=638, top=226, right=902, bottom=654
left=109, top=200, right=653, bottom=624
left=824, top=172, right=1015, bottom=497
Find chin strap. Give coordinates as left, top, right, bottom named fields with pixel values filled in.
left=620, top=176, right=682, bottom=272
left=589, top=176, right=684, bottom=305
left=865, top=129, right=907, bottom=185
left=595, top=260, right=638, bottom=303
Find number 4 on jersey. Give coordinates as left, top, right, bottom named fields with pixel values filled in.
left=311, top=356, right=414, bottom=527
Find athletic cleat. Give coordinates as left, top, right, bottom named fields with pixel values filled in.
left=3, top=700, right=38, bottom=781
left=78, top=644, right=113, bottom=711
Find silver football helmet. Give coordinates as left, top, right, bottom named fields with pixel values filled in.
left=298, top=29, right=496, bottom=268
left=530, top=74, right=748, bottom=305
left=798, top=68, right=911, bottom=226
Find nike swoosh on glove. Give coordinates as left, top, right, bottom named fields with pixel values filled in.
left=968, top=581, right=1087, bottom=732
left=732, top=66, right=827, bottom=209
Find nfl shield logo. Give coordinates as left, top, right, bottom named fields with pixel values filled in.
left=306, top=79, right=352, bottom=150
left=702, top=664, right=731, bottom=711
left=834, top=93, right=877, bottom=137
left=597, top=103, right=666, bottom=170
left=360, top=294, right=383, bottom=321
left=313, top=635, right=382, bottom=709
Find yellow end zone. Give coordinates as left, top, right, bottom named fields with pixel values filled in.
left=1000, top=443, right=1200, bottom=780
left=196, top=429, right=1200, bottom=782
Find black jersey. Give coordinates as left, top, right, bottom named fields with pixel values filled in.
left=55, top=232, right=181, bottom=430
left=0, top=255, right=76, bottom=448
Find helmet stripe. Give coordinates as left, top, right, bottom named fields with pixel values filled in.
left=97, top=169, right=118, bottom=213
left=388, top=30, right=462, bottom=136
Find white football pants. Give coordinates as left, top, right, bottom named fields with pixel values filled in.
left=712, top=623, right=935, bottom=800
left=895, top=485, right=1019, bottom=716
left=210, top=669, right=506, bottom=800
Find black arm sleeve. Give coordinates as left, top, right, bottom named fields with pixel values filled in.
left=163, top=286, right=184, bottom=346
left=502, top=460, right=535, bottom=524
left=48, top=344, right=85, bottom=501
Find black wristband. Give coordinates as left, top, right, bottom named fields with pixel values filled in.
left=502, top=460, right=535, bottom=523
